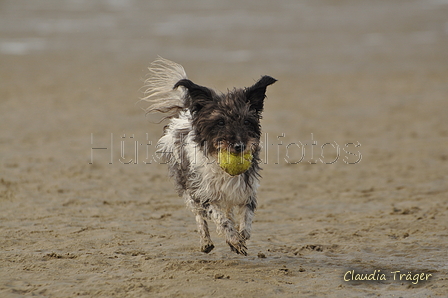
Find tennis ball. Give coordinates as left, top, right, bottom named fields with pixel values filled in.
left=218, top=150, right=253, bottom=176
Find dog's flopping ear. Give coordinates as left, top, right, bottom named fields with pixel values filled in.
left=174, top=79, right=214, bottom=114
left=245, top=76, right=277, bottom=115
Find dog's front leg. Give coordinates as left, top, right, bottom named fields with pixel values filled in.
left=238, top=197, right=257, bottom=241
left=195, top=213, right=214, bottom=253
left=185, top=194, right=214, bottom=253
left=207, top=204, right=247, bottom=255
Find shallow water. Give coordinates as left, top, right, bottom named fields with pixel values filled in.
left=2, top=0, right=447, bottom=74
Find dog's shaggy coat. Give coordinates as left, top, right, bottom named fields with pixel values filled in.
left=143, top=58, right=276, bottom=255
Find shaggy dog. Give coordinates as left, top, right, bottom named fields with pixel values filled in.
left=142, top=58, right=276, bottom=255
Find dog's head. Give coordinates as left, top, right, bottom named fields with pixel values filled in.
left=174, top=76, right=276, bottom=157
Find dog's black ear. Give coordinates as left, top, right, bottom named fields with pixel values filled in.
left=245, top=76, right=277, bottom=114
left=174, top=79, right=214, bottom=114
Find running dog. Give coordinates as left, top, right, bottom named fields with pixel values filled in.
left=142, top=58, right=276, bottom=255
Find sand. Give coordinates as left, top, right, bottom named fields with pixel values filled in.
left=1, top=1, right=447, bottom=297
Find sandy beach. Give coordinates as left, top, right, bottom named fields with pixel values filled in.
left=1, top=0, right=447, bottom=297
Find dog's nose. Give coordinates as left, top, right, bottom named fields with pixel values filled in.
left=233, top=143, right=246, bottom=153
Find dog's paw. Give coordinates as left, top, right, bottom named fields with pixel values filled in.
left=239, top=230, right=250, bottom=241
left=227, top=239, right=247, bottom=256
left=201, top=243, right=215, bottom=254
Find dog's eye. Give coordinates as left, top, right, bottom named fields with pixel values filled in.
left=244, top=120, right=250, bottom=125
left=218, top=120, right=225, bottom=126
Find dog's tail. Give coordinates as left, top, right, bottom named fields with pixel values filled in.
left=140, top=57, right=187, bottom=122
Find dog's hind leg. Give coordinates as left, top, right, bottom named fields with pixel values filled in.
left=207, top=204, right=247, bottom=256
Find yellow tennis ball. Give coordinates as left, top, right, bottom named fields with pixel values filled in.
left=218, top=150, right=253, bottom=176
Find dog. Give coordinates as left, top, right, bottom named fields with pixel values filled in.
left=142, top=57, right=276, bottom=255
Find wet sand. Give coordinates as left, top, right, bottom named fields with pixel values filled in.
left=1, top=1, right=447, bottom=297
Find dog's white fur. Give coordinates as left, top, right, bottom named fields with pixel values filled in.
left=159, top=110, right=258, bottom=252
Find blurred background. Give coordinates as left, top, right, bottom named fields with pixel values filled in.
left=2, top=0, right=447, bottom=74
left=1, top=1, right=448, bottom=297
left=1, top=0, right=447, bottom=161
